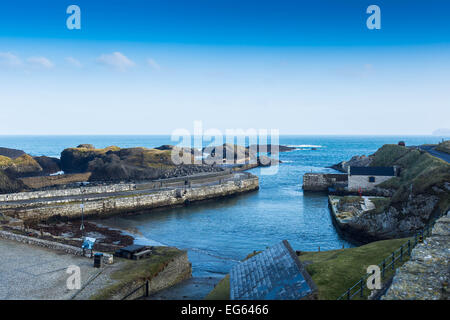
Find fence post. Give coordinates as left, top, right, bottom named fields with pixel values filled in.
left=408, top=240, right=411, bottom=255
left=360, top=279, right=364, bottom=298
left=145, top=280, right=149, bottom=297
left=391, top=252, right=395, bottom=271
left=400, top=246, right=403, bottom=262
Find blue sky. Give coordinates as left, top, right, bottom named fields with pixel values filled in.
left=0, top=0, right=449, bottom=134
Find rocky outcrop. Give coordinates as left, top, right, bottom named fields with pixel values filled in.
left=204, top=143, right=281, bottom=167
left=0, top=148, right=60, bottom=178
left=1, top=154, right=43, bottom=177
left=33, top=156, right=61, bottom=174
left=331, top=155, right=373, bottom=173
left=0, top=171, right=25, bottom=194
left=248, top=144, right=297, bottom=153
left=382, top=213, right=449, bottom=300
left=0, top=147, right=26, bottom=159
left=61, top=145, right=227, bottom=182
left=205, top=143, right=250, bottom=162
left=77, top=144, right=95, bottom=149
left=60, top=145, right=120, bottom=173
left=329, top=144, right=450, bottom=242
left=154, top=144, right=195, bottom=155
left=330, top=194, right=442, bottom=242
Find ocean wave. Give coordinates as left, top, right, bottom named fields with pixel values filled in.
left=288, top=144, right=323, bottom=148
left=134, top=236, right=167, bottom=247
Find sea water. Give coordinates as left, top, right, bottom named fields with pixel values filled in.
left=0, top=135, right=443, bottom=298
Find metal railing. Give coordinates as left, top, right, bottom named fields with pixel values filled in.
left=337, top=213, right=443, bottom=300
left=121, top=280, right=150, bottom=300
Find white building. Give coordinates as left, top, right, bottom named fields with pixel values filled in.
left=348, top=166, right=397, bottom=191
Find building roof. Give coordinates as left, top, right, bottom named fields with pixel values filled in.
left=349, top=166, right=395, bottom=176
left=229, top=240, right=317, bottom=300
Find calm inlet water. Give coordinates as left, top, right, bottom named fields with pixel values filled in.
left=0, top=135, right=444, bottom=298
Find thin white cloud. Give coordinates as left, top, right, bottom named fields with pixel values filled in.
left=27, top=56, right=54, bottom=69
left=0, top=52, right=22, bottom=67
left=334, top=63, right=374, bottom=79
left=65, top=56, right=82, bottom=68
left=147, top=58, right=161, bottom=70
left=97, top=52, right=135, bottom=71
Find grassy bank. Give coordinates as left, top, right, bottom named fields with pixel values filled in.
left=369, top=144, right=450, bottom=209
left=298, top=238, right=410, bottom=299
left=435, top=140, right=450, bottom=154
left=205, top=238, right=410, bottom=300
left=90, top=246, right=184, bottom=300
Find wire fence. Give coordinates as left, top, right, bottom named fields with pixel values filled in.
left=337, top=213, right=443, bottom=300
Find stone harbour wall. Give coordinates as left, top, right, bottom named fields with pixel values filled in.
left=0, top=230, right=84, bottom=256
left=116, top=252, right=192, bottom=300
left=303, top=173, right=348, bottom=191
left=382, top=212, right=449, bottom=300
left=2, top=175, right=259, bottom=222
left=0, top=183, right=137, bottom=202
left=0, top=171, right=236, bottom=202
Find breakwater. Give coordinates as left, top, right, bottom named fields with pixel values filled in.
left=0, top=172, right=259, bottom=223
left=302, top=173, right=347, bottom=191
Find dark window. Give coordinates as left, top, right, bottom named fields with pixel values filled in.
left=368, top=176, right=376, bottom=183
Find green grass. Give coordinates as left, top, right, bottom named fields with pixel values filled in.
left=90, top=246, right=184, bottom=300
left=0, top=155, right=13, bottom=167
left=372, top=145, right=450, bottom=195
left=435, top=140, right=450, bottom=154
left=338, top=196, right=364, bottom=204
left=205, top=275, right=230, bottom=300
left=299, top=238, right=411, bottom=300
left=0, top=154, right=40, bottom=169
left=367, top=144, right=450, bottom=212
left=72, top=146, right=121, bottom=154
left=205, top=238, right=411, bottom=300
left=368, top=197, right=391, bottom=214
left=370, top=144, right=410, bottom=167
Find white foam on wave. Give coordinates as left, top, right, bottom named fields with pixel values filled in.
left=134, top=236, right=167, bottom=247
left=287, top=144, right=323, bottom=148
